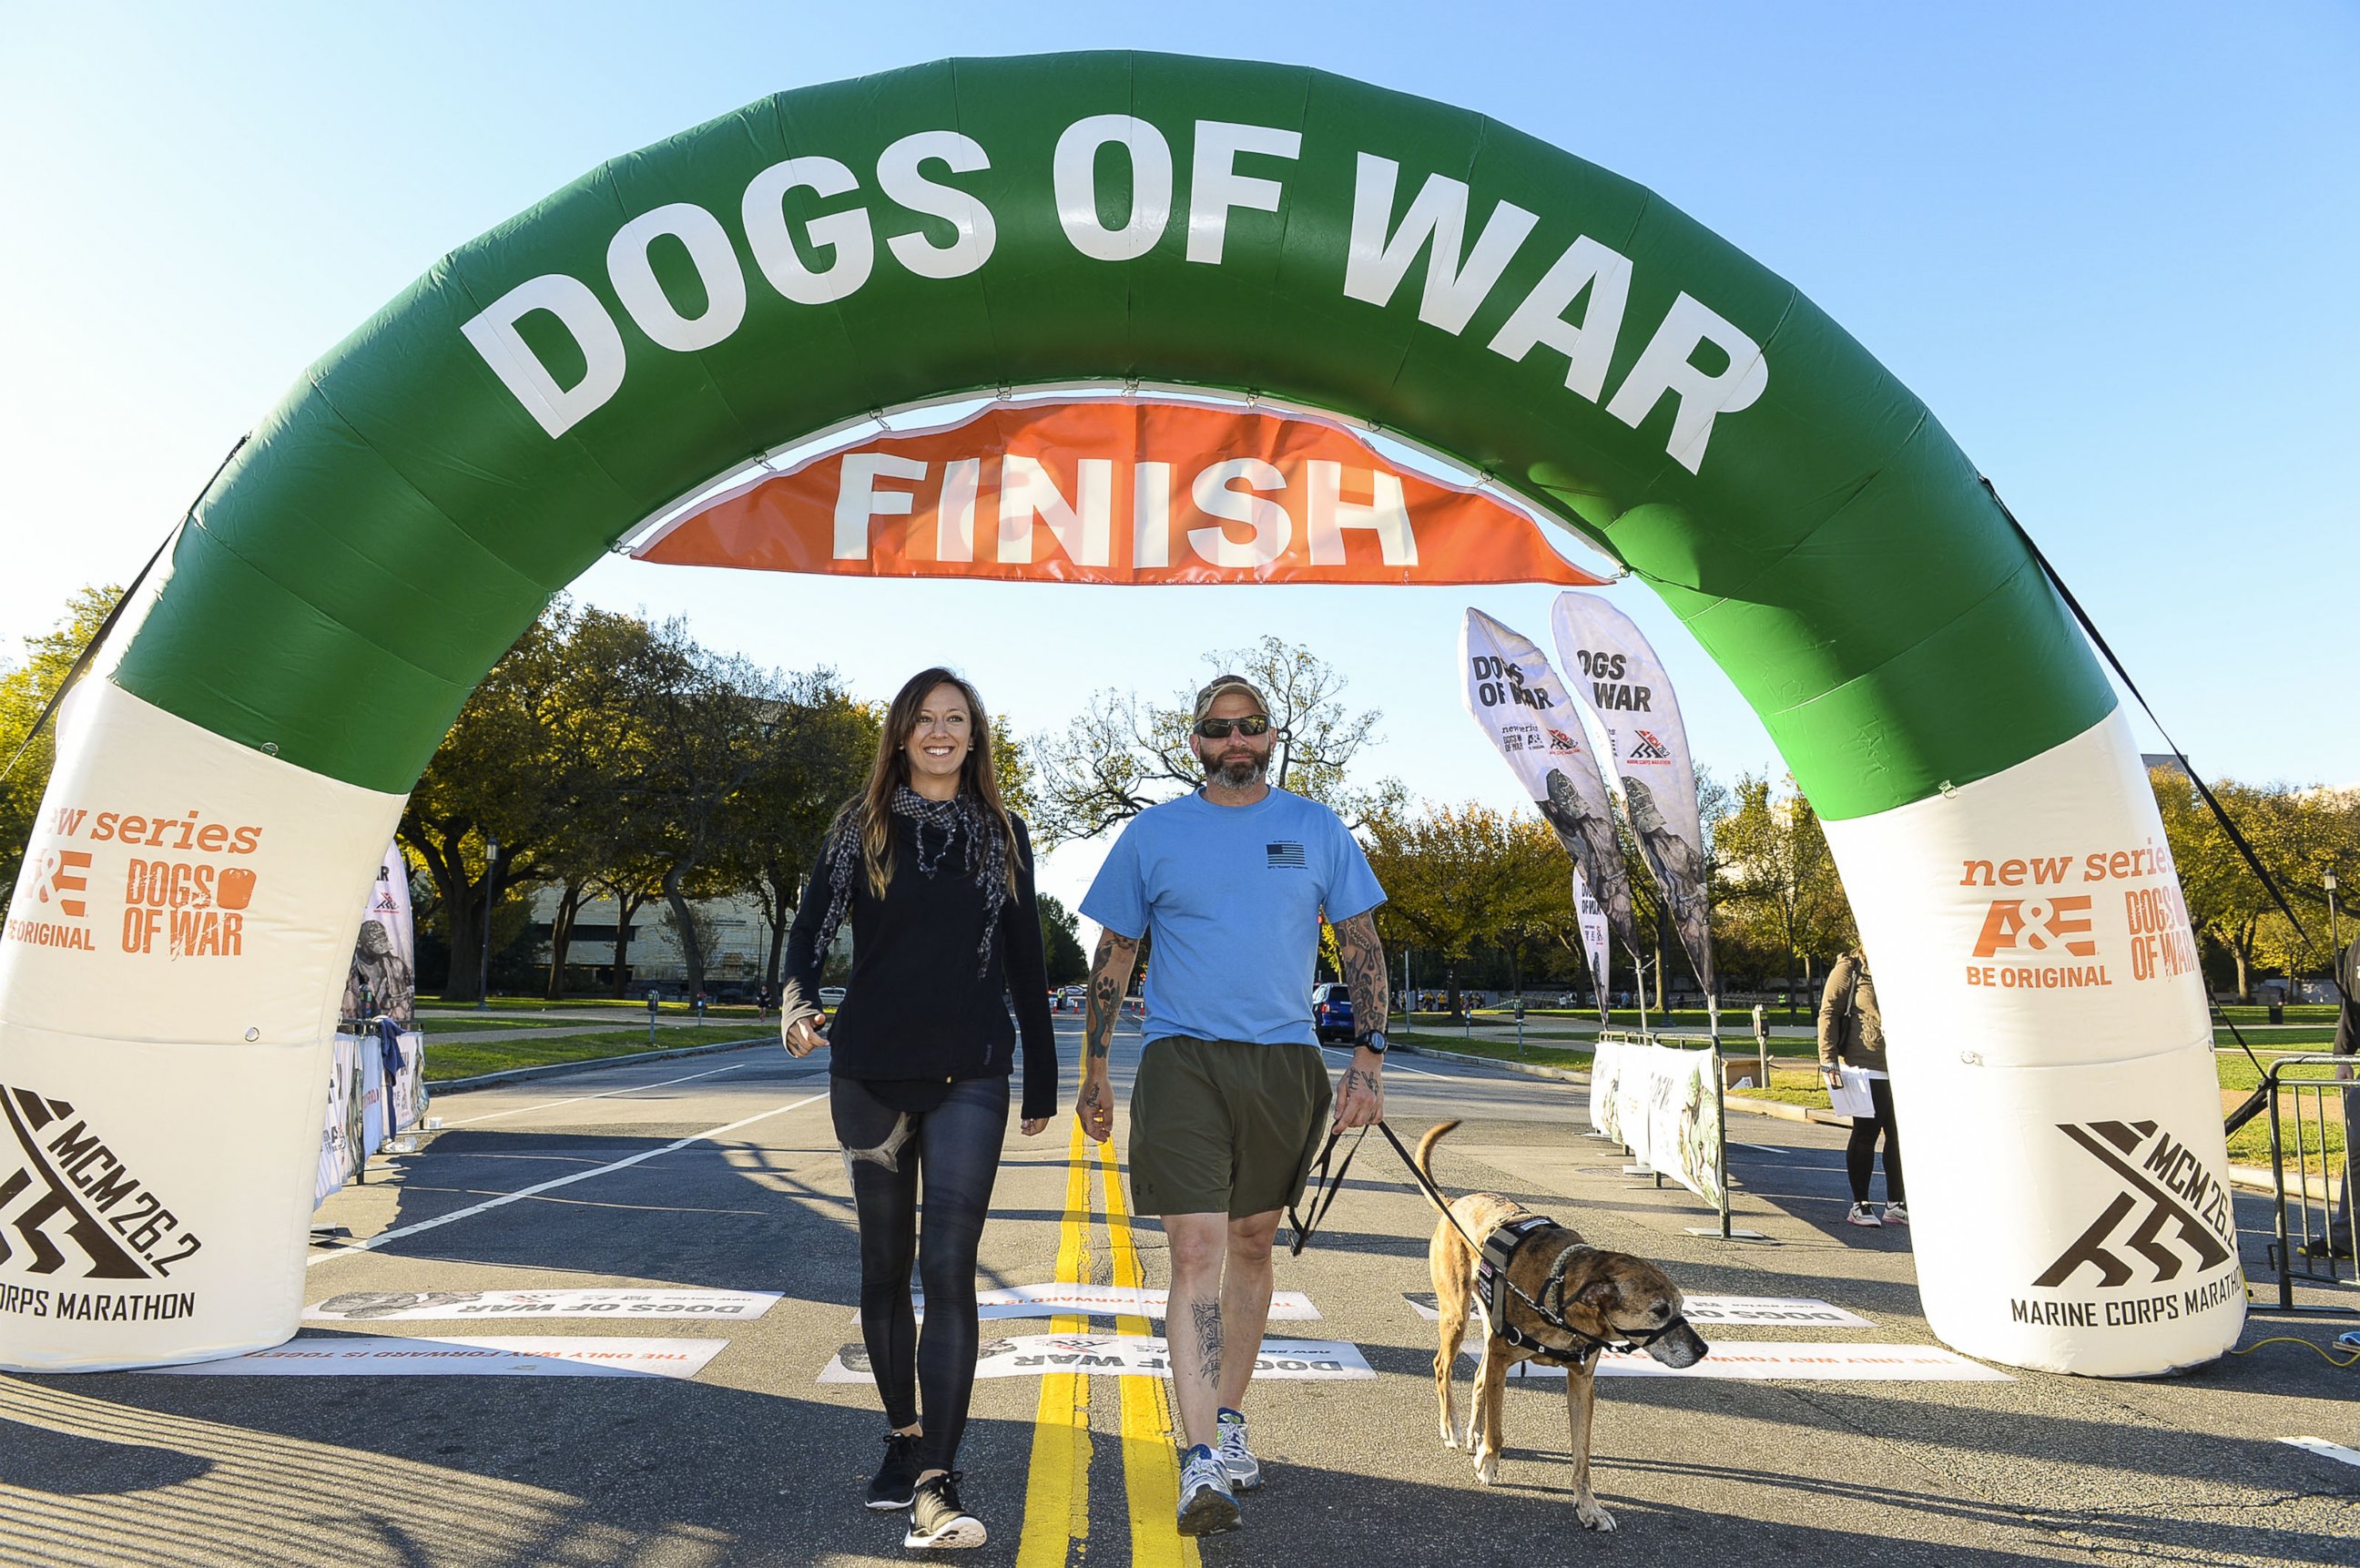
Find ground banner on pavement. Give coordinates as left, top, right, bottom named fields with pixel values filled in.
left=147, top=1336, right=727, bottom=1379
left=307, top=1288, right=779, bottom=1321
left=819, top=1333, right=1373, bottom=1383
left=1407, top=1291, right=1874, bottom=1328
left=1439, top=1339, right=2008, bottom=1381
left=908, top=1284, right=1318, bottom=1321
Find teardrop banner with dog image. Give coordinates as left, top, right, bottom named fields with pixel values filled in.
left=1460, top=609, right=1641, bottom=961
left=1551, top=593, right=1717, bottom=1006
left=0, top=51, right=2230, bottom=1377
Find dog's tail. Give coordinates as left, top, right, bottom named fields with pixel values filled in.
left=1412, top=1120, right=1460, bottom=1217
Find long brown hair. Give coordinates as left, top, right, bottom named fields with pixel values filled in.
left=841, top=667, right=1022, bottom=898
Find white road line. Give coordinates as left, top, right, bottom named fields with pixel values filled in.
left=440, top=1061, right=765, bottom=1126
left=309, top=1091, right=828, bottom=1268
left=2282, top=1435, right=2360, bottom=1470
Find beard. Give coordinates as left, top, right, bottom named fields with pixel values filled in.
left=1205, top=748, right=1269, bottom=789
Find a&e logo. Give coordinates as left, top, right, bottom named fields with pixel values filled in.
left=1972, top=896, right=2096, bottom=960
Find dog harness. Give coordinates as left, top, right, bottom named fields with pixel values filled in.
left=1476, top=1215, right=1695, bottom=1367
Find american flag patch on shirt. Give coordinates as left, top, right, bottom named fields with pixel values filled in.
left=1266, top=841, right=1307, bottom=868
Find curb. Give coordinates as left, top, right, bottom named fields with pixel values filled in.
left=427, top=1034, right=777, bottom=1093
left=1397, top=1042, right=2298, bottom=1193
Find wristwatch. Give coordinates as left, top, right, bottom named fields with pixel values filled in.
left=1353, top=1030, right=1389, bottom=1056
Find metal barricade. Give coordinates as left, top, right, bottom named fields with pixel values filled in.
left=2262, top=1053, right=2356, bottom=1310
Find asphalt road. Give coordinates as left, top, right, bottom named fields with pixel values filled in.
left=0, top=1023, right=2353, bottom=1567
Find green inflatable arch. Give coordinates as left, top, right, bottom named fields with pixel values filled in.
left=121, top=51, right=2101, bottom=812
left=6, top=52, right=2241, bottom=1380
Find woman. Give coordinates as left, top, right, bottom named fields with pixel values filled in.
left=1818, top=950, right=1904, bottom=1228
left=780, top=668, right=1056, bottom=1552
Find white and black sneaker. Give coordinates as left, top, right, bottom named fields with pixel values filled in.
left=1883, top=1201, right=1908, bottom=1227
left=1216, top=1406, right=1262, bottom=1490
left=903, top=1471, right=985, bottom=1550
left=867, top=1432, right=922, bottom=1511
left=1175, top=1444, right=1241, bottom=1535
left=1845, top=1201, right=1882, bottom=1227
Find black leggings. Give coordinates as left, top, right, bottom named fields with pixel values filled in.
left=831, top=1074, right=1008, bottom=1475
left=1845, top=1074, right=1904, bottom=1204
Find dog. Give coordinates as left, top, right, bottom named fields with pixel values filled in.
left=1416, top=1119, right=1708, bottom=1530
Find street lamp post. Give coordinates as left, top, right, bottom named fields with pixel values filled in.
left=2328, top=870, right=2342, bottom=984
left=475, top=839, right=502, bottom=1012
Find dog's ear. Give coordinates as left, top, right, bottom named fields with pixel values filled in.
left=1575, top=1277, right=1621, bottom=1315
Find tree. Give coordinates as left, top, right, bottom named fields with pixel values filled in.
left=399, top=606, right=585, bottom=999
left=0, top=585, right=122, bottom=895
left=1713, top=772, right=1856, bottom=1017
left=2152, top=768, right=2360, bottom=1000
left=622, top=628, right=782, bottom=999
left=1036, top=891, right=1087, bottom=986
left=1361, top=799, right=1551, bottom=1014
left=719, top=670, right=880, bottom=997
left=1024, top=636, right=1389, bottom=845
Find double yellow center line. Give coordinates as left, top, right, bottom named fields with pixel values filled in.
left=1015, top=1124, right=1198, bottom=1567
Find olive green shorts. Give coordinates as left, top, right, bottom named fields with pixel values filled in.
left=1127, top=1037, right=1331, bottom=1219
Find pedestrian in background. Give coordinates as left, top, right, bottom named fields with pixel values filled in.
left=780, top=667, right=1057, bottom=1552
left=1819, top=950, right=1904, bottom=1227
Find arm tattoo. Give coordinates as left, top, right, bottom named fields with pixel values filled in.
left=1337, top=912, right=1389, bottom=1035
left=1188, top=1298, right=1223, bottom=1388
left=1084, top=930, right=1141, bottom=1061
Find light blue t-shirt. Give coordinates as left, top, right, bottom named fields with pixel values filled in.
left=1082, top=788, right=1386, bottom=1047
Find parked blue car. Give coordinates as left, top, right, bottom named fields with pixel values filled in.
left=1311, top=983, right=1355, bottom=1043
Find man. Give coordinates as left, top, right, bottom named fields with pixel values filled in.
left=1077, top=673, right=1389, bottom=1538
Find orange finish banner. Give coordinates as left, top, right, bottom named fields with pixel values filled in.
left=632, top=401, right=1610, bottom=587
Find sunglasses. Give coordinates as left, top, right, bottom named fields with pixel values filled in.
left=1195, top=715, right=1272, bottom=739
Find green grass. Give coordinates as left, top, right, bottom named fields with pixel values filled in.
left=1396, top=1032, right=1593, bottom=1072
left=419, top=995, right=778, bottom=1018
left=414, top=1015, right=576, bottom=1033
left=423, top=1023, right=773, bottom=1082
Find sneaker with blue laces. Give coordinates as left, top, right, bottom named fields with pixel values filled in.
left=1216, top=1407, right=1262, bottom=1490
left=1175, top=1444, right=1241, bottom=1535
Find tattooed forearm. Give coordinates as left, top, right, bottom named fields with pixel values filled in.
left=1337, top=911, right=1390, bottom=1033
left=1188, top=1298, right=1223, bottom=1387
left=1084, top=930, right=1141, bottom=1061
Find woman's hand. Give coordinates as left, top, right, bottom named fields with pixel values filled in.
left=783, top=1017, right=829, bottom=1058
left=1020, top=1117, right=1049, bottom=1136
left=1821, top=1064, right=1842, bottom=1088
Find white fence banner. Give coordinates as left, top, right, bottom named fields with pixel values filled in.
left=1589, top=1035, right=1726, bottom=1207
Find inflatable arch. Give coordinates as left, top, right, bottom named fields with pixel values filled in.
left=0, top=53, right=2236, bottom=1376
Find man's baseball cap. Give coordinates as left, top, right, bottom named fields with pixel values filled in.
left=1192, top=674, right=1270, bottom=722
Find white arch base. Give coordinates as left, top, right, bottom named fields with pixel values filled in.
left=0, top=681, right=401, bottom=1371
left=1825, top=711, right=2243, bottom=1376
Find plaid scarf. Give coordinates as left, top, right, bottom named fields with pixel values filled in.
left=810, top=786, right=1008, bottom=980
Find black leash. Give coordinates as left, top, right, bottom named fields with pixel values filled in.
left=1982, top=476, right=2349, bottom=1133
left=1287, top=1118, right=1682, bottom=1363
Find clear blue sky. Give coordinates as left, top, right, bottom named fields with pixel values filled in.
left=3, top=2, right=2352, bottom=917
